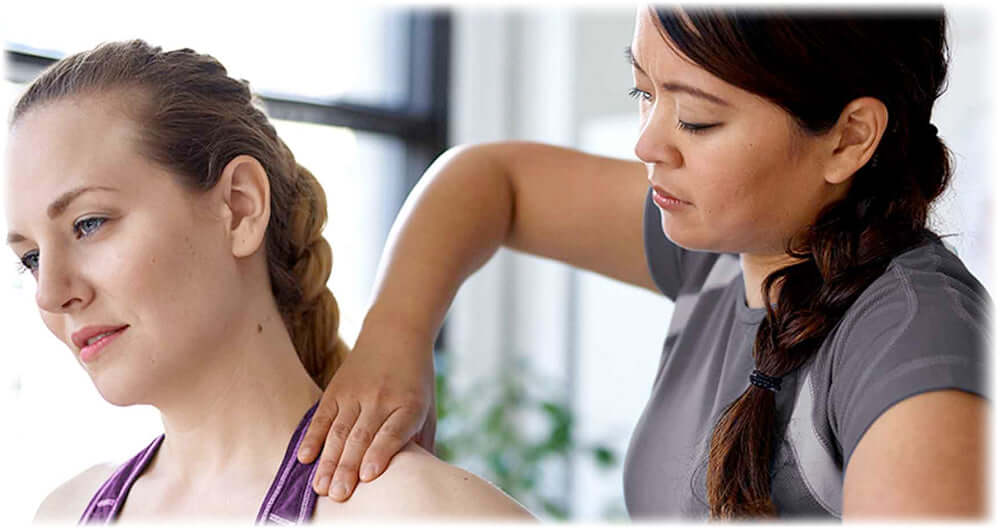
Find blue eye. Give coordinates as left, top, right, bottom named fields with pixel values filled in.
left=74, top=217, right=107, bottom=239
left=14, top=217, right=109, bottom=275
left=18, top=250, right=39, bottom=274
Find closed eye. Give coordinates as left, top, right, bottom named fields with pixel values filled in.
left=629, top=87, right=721, bottom=135
left=677, top=120, right=721, bottom=134
left=627, top=86, right=652, bottom=102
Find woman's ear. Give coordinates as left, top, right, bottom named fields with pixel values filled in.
left=217, top=154, right=271, bottom=258
left=823, top=97, right=889, bottom=185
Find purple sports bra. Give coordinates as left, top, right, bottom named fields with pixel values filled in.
left=79, top=403, right=320, bottom=525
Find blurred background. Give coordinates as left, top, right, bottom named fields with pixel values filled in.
left=0, top=1, right=993, bottom=523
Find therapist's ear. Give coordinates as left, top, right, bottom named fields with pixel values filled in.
left=822, top=97, right=888, bottom=185
left=217, top=154, right=271, bottom=258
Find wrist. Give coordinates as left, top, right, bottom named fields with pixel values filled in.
left=358, top=305, right=437, bottom=355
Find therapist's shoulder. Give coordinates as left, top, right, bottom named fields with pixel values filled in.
left=34, top=462, right=117, bottom=522
left=313, top=442, right=536, bottom=521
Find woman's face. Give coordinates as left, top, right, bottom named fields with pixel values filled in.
left=4, top=96, right=248, bottom=406
left=630, top=8, right=844, bottom=256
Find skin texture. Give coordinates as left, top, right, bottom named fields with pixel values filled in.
left=629, top=7, right=885, bottom=308
left=301, top=6, right=987, bottom=518
left=6, top=95, right=534, bottom=522
left=842, top=390, right=988, bottom=519
left=33, top=443, right=533, bottom=523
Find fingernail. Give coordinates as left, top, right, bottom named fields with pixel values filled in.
left=361, top=463, right=376, bottom=481
left=298, top=446, right=312, bottom=460
left=331, top=482, right=348, bottom=499
left=316, top=475, right=331, bottom=493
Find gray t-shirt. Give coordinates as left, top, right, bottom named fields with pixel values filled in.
left=623, top=189, right=991, bottom=520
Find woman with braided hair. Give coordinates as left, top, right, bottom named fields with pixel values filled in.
left=297, top=5, right=990, bottom=520
left=4, top=40, right=533, bottom=523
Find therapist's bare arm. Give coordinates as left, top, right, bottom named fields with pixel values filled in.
left=488, top=142, right=655, bottom=289
left=298, top=142, right=653, bottom=502
left=369, top=141, right=655, bottom=333
left=843, top=390, right=987, bottom=519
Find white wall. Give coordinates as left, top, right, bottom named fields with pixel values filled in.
left=446, top=7, right=581, bottom=511
left=930, top=6, right=994, bottom=291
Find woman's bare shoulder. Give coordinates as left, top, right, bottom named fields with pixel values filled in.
left=314, top=442, right=536, bottom=521
left=34, top=462, right=117, bottom=522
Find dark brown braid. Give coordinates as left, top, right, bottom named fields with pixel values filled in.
left=654, top=7, right=951, bottom=518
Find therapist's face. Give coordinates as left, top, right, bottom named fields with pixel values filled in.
left=630, top=7, right=846, bottom=256
left=4, top=95, right=247, bottom=406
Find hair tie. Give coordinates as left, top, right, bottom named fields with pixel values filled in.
left=927, top=123, right=939, bottom=137
left=749, top=369, right=782, bottom=392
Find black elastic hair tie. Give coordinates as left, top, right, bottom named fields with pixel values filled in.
left=749, top=369, right=782, bottom=392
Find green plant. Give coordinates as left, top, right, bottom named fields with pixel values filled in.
left=433, top=352, right=619, bottom=520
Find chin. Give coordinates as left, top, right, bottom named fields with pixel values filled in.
left=661, top=216, right=709, bottom=252
left=659, top=212, right=741, bottom=255
left=88, top=367, right=152, bottom=407
left=93, top=384, right=142, bottom=407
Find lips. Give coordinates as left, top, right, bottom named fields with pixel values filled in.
left=650, top=184, right=690, bottom=204
left=72, top=325, right=130, bottom=351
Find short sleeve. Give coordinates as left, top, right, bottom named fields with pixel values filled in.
left=643, top=188, right=721, bottom=300
left=830, top=265, right=992, bottom=466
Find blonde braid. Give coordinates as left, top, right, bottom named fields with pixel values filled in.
left=286, top=162, right=350, bottom=388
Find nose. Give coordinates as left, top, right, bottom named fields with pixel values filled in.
left=633, top=106, right=683, bottom=168
left=35, top=250, right=89, bottom=314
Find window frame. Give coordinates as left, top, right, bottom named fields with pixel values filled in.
left=5, top=12, right=450, bottom=187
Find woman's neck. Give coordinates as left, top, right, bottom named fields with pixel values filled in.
left=739, top=252, right=804, bottom=309
left=143, top=305, right=323, bottom=490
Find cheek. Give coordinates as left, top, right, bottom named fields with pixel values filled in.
left=108, top=216, right=235, bottom=345
left=687, top=131, right=804, bottom=243
left=692, top=140, right=773, bottom=217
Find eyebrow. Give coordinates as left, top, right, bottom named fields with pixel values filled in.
left=6, top=185, right=119, bottom=244
left=625, top=46, right=732, bottom=107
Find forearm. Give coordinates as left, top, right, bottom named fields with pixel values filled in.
left=362, top=144, right=514, bottom=343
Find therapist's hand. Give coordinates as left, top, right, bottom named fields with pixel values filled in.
left=296, top=315, right=437, bottom=501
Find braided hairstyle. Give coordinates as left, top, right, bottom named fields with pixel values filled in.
left=653, top=7, right=952, bottom=518
left=11, top=40, right=349, bottom=388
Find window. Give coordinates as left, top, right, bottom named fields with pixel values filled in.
left=1, top=9, right=449, bottom=523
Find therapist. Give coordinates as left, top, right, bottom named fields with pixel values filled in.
left=297, top=5, right=989, bottom=519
